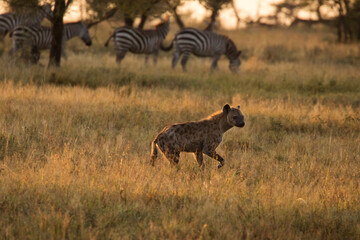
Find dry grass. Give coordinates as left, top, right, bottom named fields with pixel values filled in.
left=0, top=24, right=359, bottom=239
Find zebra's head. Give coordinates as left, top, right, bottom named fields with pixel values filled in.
left=225, top=39, right=242, bottom=73
left=78, top=21, right=92, bottom=46
left=229, top=50, right=242, bottom=73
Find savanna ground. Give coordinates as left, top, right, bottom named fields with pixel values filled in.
left=0, top=22, right=359, bottom=239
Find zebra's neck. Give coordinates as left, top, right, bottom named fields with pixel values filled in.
left=156, top=22, right=169, bottom=39
left=31, top=8, right=46, bottom=24
left=63, top=23, right=82, bottom=41
left=224, top=38, right=238, bottom=60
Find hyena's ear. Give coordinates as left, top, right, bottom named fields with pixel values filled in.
left=223, top=104, right=231, bottom=114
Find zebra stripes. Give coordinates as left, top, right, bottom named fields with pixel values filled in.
left=10, top=21, right=92, bottom=63
left=104, top=18, right=170, bottom=64
left=0, top=4, right=52, bottom=41
left=161, top=28, right=242, bottom=72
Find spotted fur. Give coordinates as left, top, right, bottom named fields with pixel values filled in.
left=151, top=104, right=245, bottom=168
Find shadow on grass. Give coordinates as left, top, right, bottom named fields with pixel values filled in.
left=1, top=186, right=359, bottom=239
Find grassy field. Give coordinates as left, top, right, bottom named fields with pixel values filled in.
left=0, top=23, right=360, bottom=239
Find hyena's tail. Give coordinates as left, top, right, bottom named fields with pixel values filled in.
left=150, top=137, right=158, bottom=166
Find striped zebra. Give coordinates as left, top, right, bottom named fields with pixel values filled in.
left=0, top=4, right=52, bottom=42
left=104, top=17, right=170, bottom=64
left=9, top=21, right=92, bottom=63
left=161, top=28, right=242, bottom=72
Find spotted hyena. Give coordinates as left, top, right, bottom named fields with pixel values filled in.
left=150, top=104, right=245, bottom=168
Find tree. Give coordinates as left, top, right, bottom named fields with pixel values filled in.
left=48, top=0, right=72, bottom=67
left=199, top=0, right=232, bottom=31
left=5, top=0, right=39, bottom=12
left=349, top=0, right=360, bottom=40
left=49, top=0, right=117, bottom=67
left=87, top=0, right=169, bottom=29
left=272, top=0, right=360, bottom=42
left=165, top=0, right=184, bottom=29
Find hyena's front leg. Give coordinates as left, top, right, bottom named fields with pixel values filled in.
left=204, top=149, right=225, bottom=169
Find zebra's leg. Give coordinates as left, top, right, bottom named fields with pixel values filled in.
left=0, top=31, right=7, bottom=43
left=116, top=50, right=127, bottom=64
left=9, top=40, right=20, bottom=55
left=172, top=51, right=181, bottom=69
left=145, top=54, right=150, bottom=65
left=180, top=52, right=190, bottom=72
left=211, top=54, right=221, bottom=71
left=153, top=50, right=159, bottom=65
left=31, top=46, right=40, bottom=64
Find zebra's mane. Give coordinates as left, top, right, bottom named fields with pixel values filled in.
left=226, top=37, right=237, bottom=52
left=63, top=21, right=84, bottom=26
left=155, top=20, right=169, bottom=28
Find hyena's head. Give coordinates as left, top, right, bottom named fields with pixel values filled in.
left=223, top=104, right=245, bottom=128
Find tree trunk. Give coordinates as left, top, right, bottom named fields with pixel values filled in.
left=48, top=0, right=66, bottom=67
left=231, top=0, right=241, bottom=28
left=343, top=0, right=352, bottom=41
left=317, top=0, right=323, bottom=21
left=124, top=14, right=134, bottom=27
left=336, top=0, right=344, bottom=42
left=205, top=8, right=219, bottom=31
left=173, top=6, right=184, bottom=29
left=358, top=22, right=360, bottom=41
left=138, top=13, right=147, bottom=29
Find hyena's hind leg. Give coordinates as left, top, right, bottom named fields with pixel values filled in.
left=194, top=152, right=205, bottom=169
left=150, top=138, right=158, bottom=166
left=151, top=137, right=180, bottom=166
left=163, top=150, right=180, bottom=165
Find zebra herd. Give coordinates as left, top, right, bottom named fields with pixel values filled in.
left=0, top=4, right=52, bottom=42
left=1, top=5, right=242, bottom=72
left=9, top=22, right=92, bottom=63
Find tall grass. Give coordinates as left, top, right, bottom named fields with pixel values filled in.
left=0, top=24, right=359, bottom=239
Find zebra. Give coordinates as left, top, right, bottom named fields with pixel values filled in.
left=104, top=17, right=170, bottom=64
left=0, top=4, right=52, bottom=42
left=161, top=28, right=242, bottom=73
left=9, top=21, right=92, bottom=63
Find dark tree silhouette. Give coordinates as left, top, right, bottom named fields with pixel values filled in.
left=200, top=0, right=232, bottom=31
left=48, top=0, right=73, bottom=67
